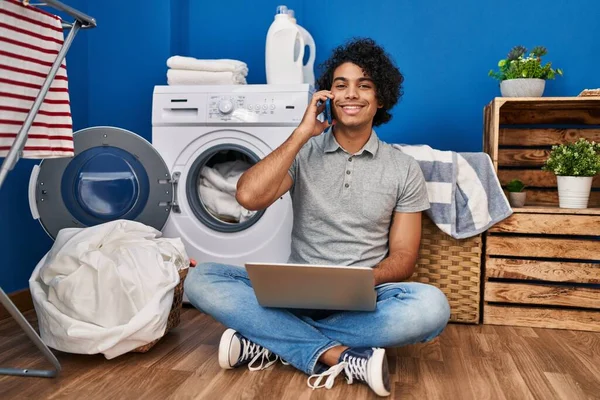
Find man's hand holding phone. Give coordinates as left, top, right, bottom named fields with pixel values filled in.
left=294, top=90, right=334, bottom=140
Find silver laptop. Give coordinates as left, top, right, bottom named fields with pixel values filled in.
left=245, top=262, right=377, bottom=311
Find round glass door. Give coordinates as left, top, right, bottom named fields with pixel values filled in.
left=61, top=146, right=149, bottom=225
left=186, top=143, right=265, bottom=232
left=32, top=127, right=172, bottom=239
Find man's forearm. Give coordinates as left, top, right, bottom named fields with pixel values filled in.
left=373, top=251, right=417, bottom=286
left=236, top=130, right=309, bottom=210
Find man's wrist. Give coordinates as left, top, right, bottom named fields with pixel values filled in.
left=372, top=267, right=381, bottom=287
left=291, top=128, right=313, bottom=144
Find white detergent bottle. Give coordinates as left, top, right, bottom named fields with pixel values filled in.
left=287, top=9, right=316, bottom=87
left=265, top=5, right=304, bottom=84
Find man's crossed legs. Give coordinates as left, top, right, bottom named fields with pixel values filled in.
left=184, top=263, right=451, bottom=397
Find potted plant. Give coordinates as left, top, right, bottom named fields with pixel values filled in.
left=506, top=179, right=526, bottom=207
left=542, top=138, right=600, bottom=209
left=489, top=45, right=563, bottom=97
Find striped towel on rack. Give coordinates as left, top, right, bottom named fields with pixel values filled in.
left=393, top=144, right=512, bottom=239
left=0, top=0, right=74, bottom=159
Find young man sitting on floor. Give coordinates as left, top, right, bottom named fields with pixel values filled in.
left=184, top=38, right=451, bottom=397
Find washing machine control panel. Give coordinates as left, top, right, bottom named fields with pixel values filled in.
left=208, top=92, right=308, bottom=124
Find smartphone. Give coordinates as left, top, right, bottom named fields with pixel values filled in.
left=324, top=98, right=333, bottom=125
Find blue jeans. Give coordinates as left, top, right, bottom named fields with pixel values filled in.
left=184, top=262, right=451, bottom=375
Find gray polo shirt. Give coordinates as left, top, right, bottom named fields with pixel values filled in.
left=287, top=130, right=430, bottom=268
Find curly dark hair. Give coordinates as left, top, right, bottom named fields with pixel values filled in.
left=316, top=38, right=404, bottom=126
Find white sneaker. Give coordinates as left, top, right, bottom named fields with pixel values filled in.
left=307, top=347, right=391, bottom=397
left=218, top=328, right=287, bottom=371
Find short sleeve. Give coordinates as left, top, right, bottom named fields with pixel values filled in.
left=287, top=153, right=298, bottom=194
left=395, top=157, right=430, bottom=213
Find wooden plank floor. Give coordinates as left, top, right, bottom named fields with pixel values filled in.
left=1, top=307, right=599, bottom=399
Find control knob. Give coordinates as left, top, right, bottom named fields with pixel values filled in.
left=218, top=99, right=234, bottom=114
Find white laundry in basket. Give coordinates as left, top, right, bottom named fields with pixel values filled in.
left=29, top=219, right=189, bottom=359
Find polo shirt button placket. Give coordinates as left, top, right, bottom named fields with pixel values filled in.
left=344, top=155, right=354, bottom=189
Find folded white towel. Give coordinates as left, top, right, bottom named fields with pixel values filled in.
left=167, top=69, right=247, bottom=85
left=167, top=56, right=248, bottom=75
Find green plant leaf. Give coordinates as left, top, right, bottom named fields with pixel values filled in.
left=506, top=179, right=525, bottom=192
left=542, top=138, right=600, bottom=176
left=489, top=46, right=562, bottom=81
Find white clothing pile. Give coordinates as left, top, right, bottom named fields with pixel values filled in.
left=167, top=56, right=248, bottom=85
left=0, top=0, right=74, bottom=158
left=29, top=220, right=189, bottom=359
left=198, top=160, right=256, bottom=222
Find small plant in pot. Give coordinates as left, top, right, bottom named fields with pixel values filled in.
left=542, top=138, right=600, bottom=209
left=506, top=179, right=526, bottom=207
left=489, top=45, right=563, bottom=97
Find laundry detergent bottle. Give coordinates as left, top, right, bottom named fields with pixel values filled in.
left=265, top=5, right=304, bottom=84
left=287, top=9, right=316, bottom=87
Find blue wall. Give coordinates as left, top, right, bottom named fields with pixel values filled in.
left=2, top=0, right=599, bottom=292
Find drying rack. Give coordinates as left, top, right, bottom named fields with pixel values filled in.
left=0, top=0, right=96, bottom=378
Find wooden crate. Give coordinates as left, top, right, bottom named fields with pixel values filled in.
left=483, top=206, right=600, bottom=332
left=483, top=97, right=600, bottom=207
left=482, top=97, right=600, bottom=331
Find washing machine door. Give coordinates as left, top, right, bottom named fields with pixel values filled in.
left=28, top=126, right=174, bottom=240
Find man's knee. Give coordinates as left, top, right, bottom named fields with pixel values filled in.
left=184, top=262, right=232, bottom=306
left=418, top=284, right=451, bottom=338
left=185, top=262, right=220, bottom=289
left=186, top=261, right=246, bottom=283
left=386, top=283, right=450, bottom=344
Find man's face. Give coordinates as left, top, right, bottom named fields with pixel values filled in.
left=330, top=62, right=381, bottom=129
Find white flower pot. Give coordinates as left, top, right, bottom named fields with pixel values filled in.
left=500, top=78, right=546, bottom=97
left=557, top=176, right=593, bottom=209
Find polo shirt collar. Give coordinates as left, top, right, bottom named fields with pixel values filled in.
left=323, top=128, right=380, bottom=157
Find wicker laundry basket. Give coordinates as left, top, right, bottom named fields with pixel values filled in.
left=409, top=215, right=482, bottom=324
left=132, top=264, right=192, bottom=353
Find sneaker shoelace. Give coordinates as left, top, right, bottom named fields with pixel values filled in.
left=307, top=353, right=367, bottom=390
left=342, top=353, right=368, bottom=383
left=241, top=338, right=289, bottom=371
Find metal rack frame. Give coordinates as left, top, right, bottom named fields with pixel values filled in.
left=0, top=0, right=96, bottom=378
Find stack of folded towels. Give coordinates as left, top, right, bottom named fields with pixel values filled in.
left=166, top=56, right=248, bottom=85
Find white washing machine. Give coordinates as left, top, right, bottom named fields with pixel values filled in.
left=28, top=84, right=311, bottom=277
left=151, top=84, right=311, bottom=268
